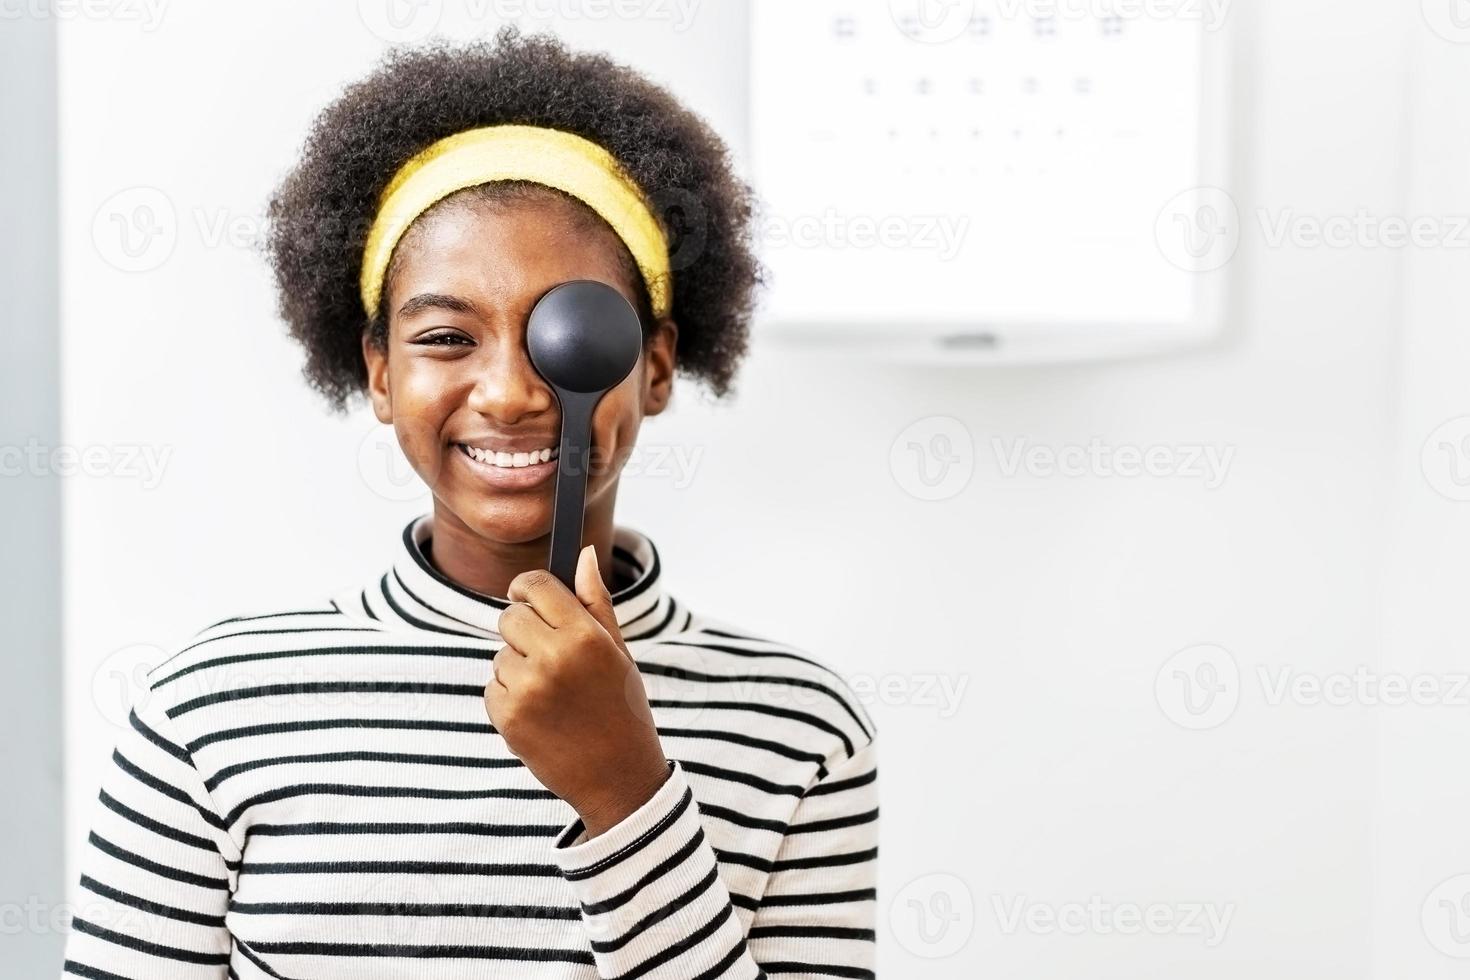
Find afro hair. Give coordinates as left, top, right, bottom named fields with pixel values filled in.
left=261, top=25, right=764, bottom=414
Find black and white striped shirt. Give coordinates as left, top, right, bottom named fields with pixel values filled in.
left=62, top=514, right=879, bottom=979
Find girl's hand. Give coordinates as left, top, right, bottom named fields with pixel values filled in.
left=486, top=545, right=671, bottom=838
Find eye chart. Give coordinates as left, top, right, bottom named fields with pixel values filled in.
left=748, top=0, right=1230, bottom=360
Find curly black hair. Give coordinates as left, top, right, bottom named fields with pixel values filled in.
left=261, top=25, right=763, bottom=415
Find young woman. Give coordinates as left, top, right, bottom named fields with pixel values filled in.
left=62, top=28, right=877, bottom=980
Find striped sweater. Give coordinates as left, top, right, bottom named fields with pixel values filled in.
left=62, top=514, right=879, bottom=979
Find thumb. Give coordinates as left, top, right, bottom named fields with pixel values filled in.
left=575, top=544, right=625, bottom=650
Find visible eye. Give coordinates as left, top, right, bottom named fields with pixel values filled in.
left=415, top=331, right=472, bottom=347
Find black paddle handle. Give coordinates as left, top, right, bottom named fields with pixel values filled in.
left=547, top=388, right=603, bottom=589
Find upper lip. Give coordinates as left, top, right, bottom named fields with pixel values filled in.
left=454, top=437, right=560, bottom=453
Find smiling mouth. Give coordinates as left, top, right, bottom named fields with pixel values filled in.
left=454, top=443, right=560, bottom=469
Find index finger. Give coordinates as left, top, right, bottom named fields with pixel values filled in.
left=506, top=568, right=585, bottom=630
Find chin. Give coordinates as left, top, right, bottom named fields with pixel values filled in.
left=446, top=492, right=556, bottom=543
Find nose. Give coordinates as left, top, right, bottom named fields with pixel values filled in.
left=464, top=334, right=557, bottom=423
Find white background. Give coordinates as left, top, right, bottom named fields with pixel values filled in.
left=53, top=0, right=1470, bottom=976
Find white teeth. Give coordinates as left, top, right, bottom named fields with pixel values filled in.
left=460, top=444, right=558, bottom=468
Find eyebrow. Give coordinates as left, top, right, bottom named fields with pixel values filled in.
left=396, top=292, right=482, bottom=319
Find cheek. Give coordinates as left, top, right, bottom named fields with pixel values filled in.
left=591, top=381, right=642, bottom=466
left=388, top=363, right=455, bottom=468
left=395, top=415, right=448, bottom=487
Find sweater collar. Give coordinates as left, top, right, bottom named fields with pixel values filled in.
left=361, top=512, right=686, bottom=643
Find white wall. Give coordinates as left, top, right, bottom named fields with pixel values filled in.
left=58, top=1, right=1463, bottom=976
left=1373, top=9, right=1470, bottom=978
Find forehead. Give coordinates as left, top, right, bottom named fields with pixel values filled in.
left=385, top=194, right=636, bottom=319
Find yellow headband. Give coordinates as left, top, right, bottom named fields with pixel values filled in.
left=359, top=124, right=672, bottom=321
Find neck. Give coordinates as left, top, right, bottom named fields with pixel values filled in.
left=425, top=495, right=620, bottom=599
